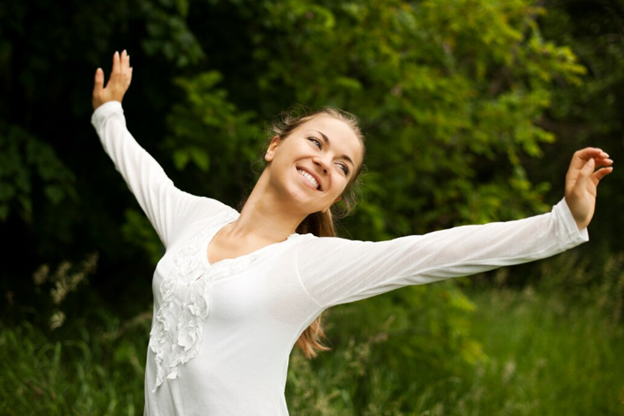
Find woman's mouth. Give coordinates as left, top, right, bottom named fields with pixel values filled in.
left=297, top=168, right=320, bottom=190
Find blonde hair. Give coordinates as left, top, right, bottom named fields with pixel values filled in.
left=268, top=106, right=366, bottom=358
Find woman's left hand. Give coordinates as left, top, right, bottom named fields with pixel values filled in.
left=565, top=147, right=613, bottom=230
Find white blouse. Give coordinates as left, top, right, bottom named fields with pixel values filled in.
left=92, top=101, right=589, bottom=416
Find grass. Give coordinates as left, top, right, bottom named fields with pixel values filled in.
left=453, top=287, right=624, bottom=416
left=0, top=315, right=148, bottom=416
left=285, top=282, right=624, bottom=415
left=2, top=280, right=623, bottom=415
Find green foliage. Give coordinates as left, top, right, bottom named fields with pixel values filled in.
left=0, top=319, right=148, bottom=416
left=459, top=288, right=624, bottom=416
left=121, top=209, right=163, bottom=266
left=2, top=1, right=623, bottom=414
left=490, top=249, right=624, bottom=325
left=1, top=254, right=149, bottom=415
left=139, top=0, right=204, bottom=67
left=284, top=278, right=624, bottom=415
left=4, top=273, right=622, bottom=415
left=166, top=0, right=586, bottom=240
left=2, top=0, right=614, bottom=268
left=30, top=253, right=99, bottom=331
left=535, top=0, right=624, bottom=253
left=0, top=122, right=76, bottom=222
left=288, top=279, right=487, bottom=414
left=164, top=70, right=263, bottom=201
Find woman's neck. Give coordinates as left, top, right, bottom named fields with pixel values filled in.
left=226, top=171, right=308, bottom=244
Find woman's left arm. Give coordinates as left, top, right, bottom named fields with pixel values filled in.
left=294, top=148, right=613, bottom=309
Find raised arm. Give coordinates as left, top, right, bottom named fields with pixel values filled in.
left=91, top=51, right=233, bottom=247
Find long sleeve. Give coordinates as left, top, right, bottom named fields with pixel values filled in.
left=294, top=197, right=589, bottom=309
left=91, top=101, right=233, bottom=248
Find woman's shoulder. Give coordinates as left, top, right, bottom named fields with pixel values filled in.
left=180, top=193, right=239, bottom=220
left=288, top=232, right=366, bottom=251
left=163, top=196, right=239, bottom=246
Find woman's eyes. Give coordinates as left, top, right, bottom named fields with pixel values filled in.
left=307, top=137, right=349, bottom=175
left=308, top=137, right=322, bottom=148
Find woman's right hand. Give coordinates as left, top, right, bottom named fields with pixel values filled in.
left=92, top=50, right=133, bottom=110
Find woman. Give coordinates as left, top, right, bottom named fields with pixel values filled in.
left=92, top=50, right=613, bottom=415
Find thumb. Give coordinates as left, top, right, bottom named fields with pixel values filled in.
left=577, top=158, right=595, bottom=190
left=93, top=68, right=104, bottom=92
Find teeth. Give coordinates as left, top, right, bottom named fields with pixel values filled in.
left=297, top=169, right=319, bottom=189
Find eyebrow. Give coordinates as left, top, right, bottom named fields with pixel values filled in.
left=313, top=130, right=356, bottom=168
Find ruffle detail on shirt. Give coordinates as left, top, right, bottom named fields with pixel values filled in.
left=165, top=276, right=212, bottom=382
left=149, top=211, right=238, bottom=392
left=147, top=211, right=305, bottom=391
left=147, top=210, right=306, bottom=391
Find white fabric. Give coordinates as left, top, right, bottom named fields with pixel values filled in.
left=91, top=100, right=589, bottom=416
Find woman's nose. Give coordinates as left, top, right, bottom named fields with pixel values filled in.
left=313, top=155, right=330, bottom=174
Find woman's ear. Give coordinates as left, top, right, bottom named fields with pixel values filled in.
left=265, top=136, right=280, bottom=162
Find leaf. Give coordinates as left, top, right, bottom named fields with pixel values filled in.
left=0, top=181, right=15, bottom=200
left=0, top=203, right=8, bottom=221
left=172, top=150, right=190, bottom=170
left=189, top=148, right=210, bottom=172
left=44, top=185, right=65, bottom=204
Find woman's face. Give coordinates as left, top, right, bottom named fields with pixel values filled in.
left=264, top=114, right=363, bottom=215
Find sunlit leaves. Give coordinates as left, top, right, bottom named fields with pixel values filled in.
left=222, top=0, right=584, bottom=239
left=163, top=70, right=262, bottom=200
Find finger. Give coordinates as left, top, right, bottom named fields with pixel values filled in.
left=124, top=51, right=132, bottom=80
left=93, top=68, right=104, bottom=94
left=591, top=166, right=614, bottom=184
left=569, top=148, right=603, bottom=171
left=112, top=51, right=120, bottom=76
left=595, top=158, right=614, bottom=167
left=122, top=49, right=129, bottom=70
left=575, top=157, right=595, bottom=192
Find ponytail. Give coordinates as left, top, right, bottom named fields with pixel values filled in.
left=293, top=210, right=335, bottom=358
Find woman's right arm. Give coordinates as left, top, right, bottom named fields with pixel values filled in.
left=91, top=51, right=233, bottom=248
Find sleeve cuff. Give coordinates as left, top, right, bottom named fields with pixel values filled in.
left=91, top=101, right=123, bottom=127
left=555, top=197, right=589, bottom=245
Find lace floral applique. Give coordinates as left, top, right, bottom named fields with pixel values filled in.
left=149, top=211, right=237, bottom=391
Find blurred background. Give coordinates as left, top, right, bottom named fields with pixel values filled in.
left=1, top=0, right=623, bottom=414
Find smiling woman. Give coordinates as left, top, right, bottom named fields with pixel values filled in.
left=91, top=50, right=612, bottom=416
left=205, top=109, right=367, bottom=281
left=263, top=108, right=365, bottom=212
left=236, top=108, right=366, bottom=359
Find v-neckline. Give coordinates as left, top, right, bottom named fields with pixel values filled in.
left=202, top=219, right=298, bottom=269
